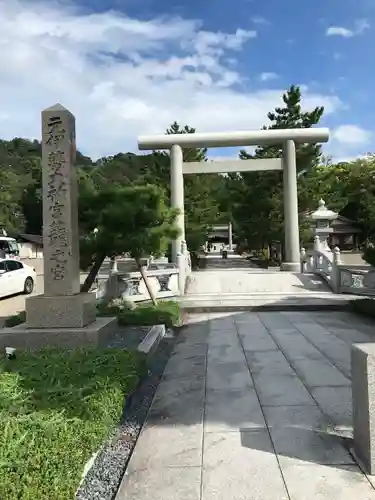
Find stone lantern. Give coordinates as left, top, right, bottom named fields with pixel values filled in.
left=311, top=199, right=338, bottom=252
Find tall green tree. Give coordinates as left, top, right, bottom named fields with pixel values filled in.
left=79, top=183, right=179, bottom=304
left=233, top=85, right=325, bottom=251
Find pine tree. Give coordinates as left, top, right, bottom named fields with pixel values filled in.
left=233, top=85, right=325, bottom=252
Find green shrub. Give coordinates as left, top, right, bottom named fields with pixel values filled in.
left=363, top=245, right=375, bottom=267
left=4, top=311, right=26, bottom=327
left=118, top=300, right=181, bottom=327
left=350, top=298, right=375, bottom=318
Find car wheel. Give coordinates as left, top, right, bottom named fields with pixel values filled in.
left=23, top=277, right=34, bottom=295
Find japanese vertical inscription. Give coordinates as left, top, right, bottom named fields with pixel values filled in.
left=41, top=104, right=80, bottom=296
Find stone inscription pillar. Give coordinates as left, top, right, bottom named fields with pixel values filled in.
left=41, top=104, right=80, bottom=296
left=281, top=139, right=301, bottom=272
left=25, top=103, right=96, bottom=329
left=170, top=144, right=185, bottom=263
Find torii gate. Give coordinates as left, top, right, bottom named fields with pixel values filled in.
left=138, top=128, right=329, bottom=272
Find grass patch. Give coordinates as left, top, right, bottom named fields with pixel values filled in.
left=0, top=347, right=146, bottom=500
left=117, top=301, right=181, bottom=327
left=350, top=298, right=375, bottom=319
left=4, top=311, right=26, bottom=327
left=97, top=298, right=181, bottom=327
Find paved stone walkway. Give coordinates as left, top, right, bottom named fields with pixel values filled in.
left=116, top=311, right=375, bottom=500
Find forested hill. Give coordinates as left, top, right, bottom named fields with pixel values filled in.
left=0, top=136, right=227, bottom=250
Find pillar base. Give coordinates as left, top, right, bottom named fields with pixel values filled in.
left=0, top=316, right=117, bottom=350
left=280, top=262, right=301, bottom=272
left=26, top=293, right=96, bottom=329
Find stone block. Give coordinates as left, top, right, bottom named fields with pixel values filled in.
left=0, top=316, right=117, bottom=350
left=25, top=292, right=96, bottom=329
left=352, top=343, right=375, bottom=474
left=41, top=104, right=81, bottom=297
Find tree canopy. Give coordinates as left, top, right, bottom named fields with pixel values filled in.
left=1, top=84, right=375, bottom=269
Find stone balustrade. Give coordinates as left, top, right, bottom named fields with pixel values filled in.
left=94, top=250, right=192, bottom=303
left=301, top=239, right=375, bottom=296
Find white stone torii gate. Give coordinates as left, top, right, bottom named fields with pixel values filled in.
left=138, top=128, right=329, bottom=272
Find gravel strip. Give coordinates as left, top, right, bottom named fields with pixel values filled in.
left=75, top=327, right=177, bottom=500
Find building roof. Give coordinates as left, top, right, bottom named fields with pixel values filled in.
left=19, top=234, right=43, bottom=246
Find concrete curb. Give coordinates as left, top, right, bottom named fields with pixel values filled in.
left=137, top=324, right=166, bottom=357
left=78, top=323, right=167, bottom=495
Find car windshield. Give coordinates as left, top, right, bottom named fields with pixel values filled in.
left=8, top=241, right=19, bottom=253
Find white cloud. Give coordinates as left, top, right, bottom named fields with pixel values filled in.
left=355, top=18, right=370, bottom=33
left=326, top=26, right=354, bottom=37
left=332, top=125, right=372, bottom=146
left=259, top=72, right=278, bottom=82
left=0, top=0, right=342, bottom=159
left=251, top=16, right=269, bottom=25
left=326, top=19, right=370, bottom=37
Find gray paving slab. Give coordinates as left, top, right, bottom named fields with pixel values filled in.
left=311, top=386, right=352, bottom=429
left=245, top=349, right=296, bottom=376
left=270, top=330, right=325, bottom=361
left=328, top=327, right=373, bottom=345
left=279, top=312, right=359, bottom=378
left=149, top=376, right=205, bottom=427
left=291, top=358, right=350, bottom=387
left=163, top=354, right=206, bottom=380
left=204, top=387, right=266, bottom=432
left=258, top=311, right=298, bottom=330
left=279, top=463, right=375, bottom=500
left=116, top=310, right=375, bottom=500
left=253, top=373, right=315, bottom=406
left=208, top=331, right=240, bottom=348
left=116, top=466, right=201, bottom=500
left=263, top=405, right=331, bottom=431
left=297, top=334, right=351, bottom=378
left=201, top=430, right=289, bottom=500
left=235, top=317, right=270, bottom=334
left=207, top=344, right=244, bottom=363
left=127, top=422, right=203, bottom=469
left=239, top=332, right=279, bottom=351
left=269, top=426, right=354, bottom=465
left=206, top=359, right=253, bottom=390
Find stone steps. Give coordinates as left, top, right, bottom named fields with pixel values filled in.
left=179, top=292, right=361, bottom=312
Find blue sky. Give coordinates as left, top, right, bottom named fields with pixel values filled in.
left=0, top=0, right=374, bottom=160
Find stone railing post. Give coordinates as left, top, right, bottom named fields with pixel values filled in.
left=331, top=246, right=341, bottom=293
left=300, top=247, right=306, bottom=273
left=109, top=256, right=118, bottom=275
left=176, top=252, right=185, bottom=295
left=313, top=235, right=320, bottom=269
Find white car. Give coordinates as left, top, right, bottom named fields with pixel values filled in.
left=0, top=259, right=36, bottom=299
